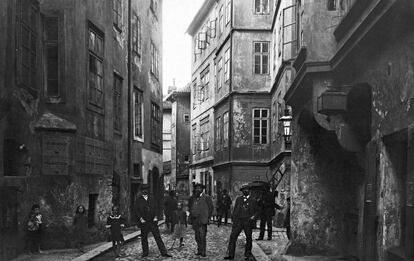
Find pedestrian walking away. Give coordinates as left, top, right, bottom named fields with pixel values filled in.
left=170, top=202, right=187, bottom=249
left=136, top=184, right=172, bottom=258
left=189, top=183, right=213, bottom=257
left=106, top=205, right=125, bottom=257
left=164, top=190, right=178, bottom=233
left=217, top=189, right=232, bottom=227
left=224, top=183, right=259, bottom=260
left=73, top=205, right=88, bottom=252
left=257, top=186, right=282, bottom=240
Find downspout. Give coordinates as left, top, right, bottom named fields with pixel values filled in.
left=127, top=0, right=132, bottom=204
left=228, top=1, right=234, bottom=192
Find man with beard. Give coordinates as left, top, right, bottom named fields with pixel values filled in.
left=136, top=184, right=172, bottom=258
left=224, top=184, right=259, bottom=260
left=189, top=183, right=213, bottom=257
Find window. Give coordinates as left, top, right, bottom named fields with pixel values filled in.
left=132, top=14, right=141, bottom=57
left=327, top=0, right=337, bottom=10
left=255, top=0, right=269, bottom=14
left=223, top=112, right=229, bottom=148
left=133, top=163, right=141, bottom=178
left=113, top=73, right=122, bottom=132
left=15, top=0, right=39, bottom=90
left=192, top=80, right=197, bottom=109
left=272, top=100, right=277, bottom=142
left=224, top=48, right=230, bottom=82
left=215, top=117, right=221, bottom=151
left=200, top=66, right=210, bottom=102
left=217, top=58, right=223, bottom=90
left=192, top=124, right=197, bottom=155
left=151, top=102, right=161, bottom=147
left=113, top=0, right=122, bottom=30
left=253, top=108, right=269, bottom=145
left=219, top=6, right=224, bottom=36
left=225, top=0, right=231, bottom=25
left=282, top=4, right=297, bottom=60
left=200, top=116, right=210, bottom=152
left=44, top=16, right=59, bottom=98
left=150, top=42, right=160, bottom=79
left=184, top=155, right=190, bottom=162
left=150, top=0, right=158, bottom=15
left=88, top=25, right=104, bottom=108
left=254, top=42, right=269, bottom=74
left=133, top=88, right=143, bottom=140
left=184, top=114, right=190, bottom=124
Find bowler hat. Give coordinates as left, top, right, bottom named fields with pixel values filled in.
left=193, top=183, right=205, bottom=189
left=240, top=184, right=250, bottom=191
left=141, top=184, right=150, bottom=190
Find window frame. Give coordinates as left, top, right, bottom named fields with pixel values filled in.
left=113, top=0, right=122, bottom=32
left=219, top=5, right=224, bottom=37
left=132, top=13, right=141, bottom=57
left=184, top=114, right=190, bottom=124
left=252, top=108, right=269, bottom=145
left=200, top=66, right=210, bottom=102
left=200, top=116, right=210, bottom=152
left=215, top=116, right=222, bottom=151
left=224, top=48, right=230, bottom=83
left=217, top=58, right=223, bottom=90
left=253, top=41, right=270, bottom=75
left=192, top=123, right=197, bottom=155
left=133, top=87, right=144, bottom=141
left=151, top=102, right=161, bottom=148
left=150, top=41, right=160, bottom=79
left=87, top=24, right=105, bottom=110
left=225, top=0, right=231, bottom=25
left=44, top=15, right=60, bottom=100
left=254, top=0, right=270, bottom=15
left=223, top=112, right=229, bottom=148
left=113, top=72, right=123, bottom=133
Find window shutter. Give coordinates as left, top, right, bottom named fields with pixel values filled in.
left=282, top=4, right=297, bottom=60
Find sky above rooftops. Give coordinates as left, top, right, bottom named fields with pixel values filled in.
left=162, top=0, right=204, bottom=94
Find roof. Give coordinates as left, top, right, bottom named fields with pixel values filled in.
left=165, top=83, right=191, bottom=102
left=186, top=0, right=217, bottom=36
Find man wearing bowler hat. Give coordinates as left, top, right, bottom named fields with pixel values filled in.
left=189, top=183, right=213, bottom=257
left=136, top=184, right=172, bottom=258
left=224, top=183, right=259, bottom=260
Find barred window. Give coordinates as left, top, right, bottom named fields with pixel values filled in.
left=254, top=42, right=269, bottom=74
left=253, top=108, right=269, bottom=144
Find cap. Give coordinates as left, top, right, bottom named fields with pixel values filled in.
left=240, top=184, right=250, bottom=191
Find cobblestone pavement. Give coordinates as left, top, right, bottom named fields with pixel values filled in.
left=94, top=223, right=256, bottom=261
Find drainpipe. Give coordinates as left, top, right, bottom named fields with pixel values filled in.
left=127, top=0, right=132, bottom=209
left=228, top=19, right=233, bottom=193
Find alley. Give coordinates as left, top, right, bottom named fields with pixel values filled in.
left=93, top=224, right=255, bottom=261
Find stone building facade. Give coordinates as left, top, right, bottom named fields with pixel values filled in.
left=284, top=0, right=414, bottom=260
left=165, top=85, right=191, bottom=200
left=187, top=0, right=292, bottom=202
left=0, top=0, right=163, bottom=259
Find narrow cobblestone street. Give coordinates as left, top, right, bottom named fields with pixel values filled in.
left=94, top=223, right=255, bottom=261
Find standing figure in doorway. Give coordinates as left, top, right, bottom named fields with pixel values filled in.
left=189, top=183, right=213, bottom=257
left=136, top=184, right=172, bottom=258
left=257, top=187, right=281, bottom=240
left=224, top=184, right=259, bottom=260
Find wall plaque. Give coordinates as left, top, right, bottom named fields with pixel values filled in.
left=42, top=135, right=70, bottom=175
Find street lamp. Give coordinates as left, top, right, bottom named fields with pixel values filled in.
left=279, top=108, right=292, bottom=148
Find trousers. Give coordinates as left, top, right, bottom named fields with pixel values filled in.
left=140, top=221, right=167, bottom=255
left=192, top=217, right=207, bottom=255
left=226, top=218, right=253, bottom=258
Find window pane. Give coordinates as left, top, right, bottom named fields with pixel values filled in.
left=262, top=136, right=267, bottom=144
left=89, top=56, right=96, bottom=73
left=262, top=120, right=268, bottom=128
left=254, top=43, right=261, bottom=53
left=262, top=55, right=268, bottom=74
left=254, top=136, right=260, bottom=144
left=262, top=110, right=268, bottom=118
left=262, top=42, right=269, bottom=53
left=254, top=110, right=260, bottom=118
left=262, top=0, right=269, bottom=13
left=255, top=0, right=261, bottom=12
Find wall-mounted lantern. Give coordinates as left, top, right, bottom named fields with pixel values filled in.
left=279, top=108, right=292, bottom=146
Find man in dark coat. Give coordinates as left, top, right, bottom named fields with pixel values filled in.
left=284, top=197, right=291, bottom=240
left=164, top=190, right=177, bottom=233
left=217, top=189, right=232, bottom=227
left=257, top=187, right=281, bottom=240
left=224, top=184, right=259, bottom=260
left=189, top=183, right=213, bottom=257
left=136, top=184, right=172, bottom=258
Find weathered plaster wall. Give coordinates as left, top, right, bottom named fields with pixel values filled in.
left=233, top=0, right=274, bottom=30
left=290, top=109, right=364, bottom=256
left=232, top=31, right=272, bottom=92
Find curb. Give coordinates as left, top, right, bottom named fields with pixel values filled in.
left=72, top=221, right=165, bottom=261
left=252, top=241, right=272, bottom=261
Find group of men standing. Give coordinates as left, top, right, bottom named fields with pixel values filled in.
left=135, top=182, right=289, bottom=260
